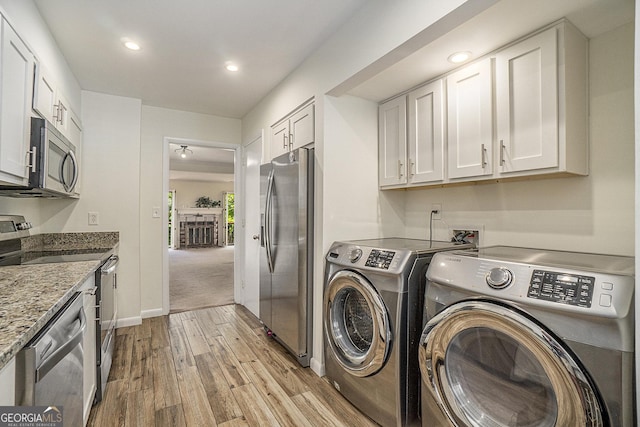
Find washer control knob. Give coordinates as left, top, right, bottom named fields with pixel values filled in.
left=349, top=248, right=363, bottom=263
left=486, top=267, right=513, bottom=289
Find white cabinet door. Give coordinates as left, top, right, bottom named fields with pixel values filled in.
left=33, top=62, right=75, bottom=140
left=408, top=80, right=444, bottom=184
left=33, top=62, right=58, bottom=123
left=290, top=103, right=314, bottom=150
left=379, top=96, right=407, bottom=187
left=0, top=357, right=15, bottom=405
left=495, top=27, right=558, bottom=173
left=0, top=18, right=34, bottom=185
left=446, top=58, right=492, bottom=179
left=271, top=120, right=289, bottom=159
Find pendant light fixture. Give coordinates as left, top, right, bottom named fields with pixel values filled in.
left=175, top=145, right=193, bottom=159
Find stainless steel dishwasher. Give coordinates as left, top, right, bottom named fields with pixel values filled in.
left=94, top=254, right=119, bottom=403
left=15, top=292, right=86, bottom=427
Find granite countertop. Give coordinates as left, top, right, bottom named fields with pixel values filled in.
left=0, top=232, right=119, bottom=371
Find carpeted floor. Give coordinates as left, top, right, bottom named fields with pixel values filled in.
left=169, top=246, right=234, bottom=313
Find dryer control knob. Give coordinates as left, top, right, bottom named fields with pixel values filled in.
left=486, top=267, right=513, bottom=289
left=349, top=248, right=363, bottom=263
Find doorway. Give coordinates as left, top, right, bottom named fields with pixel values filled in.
left=223, top=191, right=235, bottom=246
left=166, top=141, right=237, bottom=313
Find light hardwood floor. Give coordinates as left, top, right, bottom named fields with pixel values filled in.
left=88, top=304, right=377, bottom=427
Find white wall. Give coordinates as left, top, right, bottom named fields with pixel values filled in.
left=170, top=180, right=233, bottom=209
left=402, top=22, right=634, bottom=256
left=36, top=91, right=143, bottom=324
left=139, top=105, right=241, bottom=317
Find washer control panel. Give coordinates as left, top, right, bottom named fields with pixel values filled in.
left=365, top=249, right=396, bottom=269
left=527, top=270, right=595, bottom=308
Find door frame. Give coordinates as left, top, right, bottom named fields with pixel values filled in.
left=241, top=132, right=263, bottom=315
left=162, top=136, right=241, bottom=315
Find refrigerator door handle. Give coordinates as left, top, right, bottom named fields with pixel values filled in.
left=265, top=168, right=275, bottom=273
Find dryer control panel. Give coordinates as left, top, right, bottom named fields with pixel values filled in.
left=527, top=270, right=595, bottom=308
left=365, top=249, right=395, bottom=269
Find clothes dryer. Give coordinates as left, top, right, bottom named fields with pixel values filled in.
left=324, top=238, right=473, bottom=427
left=419, top=246, right=635, bottom=427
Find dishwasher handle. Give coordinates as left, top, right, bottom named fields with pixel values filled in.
left=36, top=307, right=86, bottom=382
left=101, top=255, right=119, bottom=275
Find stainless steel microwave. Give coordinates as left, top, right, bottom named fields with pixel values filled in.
left=0, top=117, right=79, bottom=197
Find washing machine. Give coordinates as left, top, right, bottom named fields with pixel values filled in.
left=419, top=246, right=635, bottom=427
left=323, top=238, right=474, bottom=427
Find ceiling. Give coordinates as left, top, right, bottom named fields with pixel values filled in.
left=169, top=143, right=235, bottom=183
left=347, top=0, right=634, bottom=102
left=34, top=0, right=367, bottom=119
left=35, top=0, right=633, bottom=182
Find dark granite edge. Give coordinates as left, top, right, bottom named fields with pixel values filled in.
left=0, top=262, right=101, bottom=371
left=21, top=231, right=119, bottom=252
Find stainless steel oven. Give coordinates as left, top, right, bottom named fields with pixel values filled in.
left=15, top=292, right=86, bottom=427
left=94, top=254, right=118, bottom=403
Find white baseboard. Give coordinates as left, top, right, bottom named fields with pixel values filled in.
left=141, top=308, right=164, bottom=319
left=310, top=357, right=324, bottom=377
left=116, top=315, right=142, bottom=328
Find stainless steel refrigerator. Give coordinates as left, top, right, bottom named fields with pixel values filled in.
left=259, top=147, right=313, bottom=367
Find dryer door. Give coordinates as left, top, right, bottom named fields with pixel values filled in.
left=419, top=300, right=604, bottom=427
left=324, top=270, right=392, bottom=377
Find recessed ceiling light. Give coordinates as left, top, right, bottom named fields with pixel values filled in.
left=448, top=51, right=471, bottom=64
left=124, top=41, right=141, bottom=51
left=225, top=63, right=239, bottom=72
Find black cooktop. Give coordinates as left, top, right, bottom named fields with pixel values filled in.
left=1, top=248, right=111, bottom=266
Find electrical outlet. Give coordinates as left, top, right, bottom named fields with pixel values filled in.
left=88, top=212, right=99, bottom=226
left=431, top=204, right=442, bottom=220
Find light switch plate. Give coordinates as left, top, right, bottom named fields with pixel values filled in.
left=152, top=207, right=161, bottom=218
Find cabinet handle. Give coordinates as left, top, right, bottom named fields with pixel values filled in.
left=56, top=101, right=65, bottom=123
left=283, top=134, right=288, bottom=150
left=398, top=160, right=404, bottom=178
left=289, top=133, right=294, bottom=150
left=481, top=144, right=487, bottom=168
left=500, top=140, right=506, bottom=166
left=27, top=146, right=37, bottom=173
left=409, top=159, right=415, bottom=177
left=53, top=102, right=60, bottom=123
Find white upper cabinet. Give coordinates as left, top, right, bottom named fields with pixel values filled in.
left=290, top=103, right=314, bottom=150
left=496, top=22, right=587, bottom=177
left=33, top=62, right=74, bottom=140
left=0, top=18, right=34, bottom=185
left=271, top=120, right=289, bottom=159
left=495, top=27, right=558, bottom=173
left=446, top=58, right=493, bottom=180
left=378, top=95, right=407, bottom=187
left=378, top=20, right=588, bottom=190
left=270, top=102, right=314, bottom=160
left=408, top=79, right=444, bottom=184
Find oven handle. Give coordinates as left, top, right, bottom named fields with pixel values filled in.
left=35, top=307, right=86, bottom=382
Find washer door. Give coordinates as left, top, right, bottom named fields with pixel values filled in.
left=324, top=270, right=392, bottom=377
left=419, top=300, right=604, bottom=427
